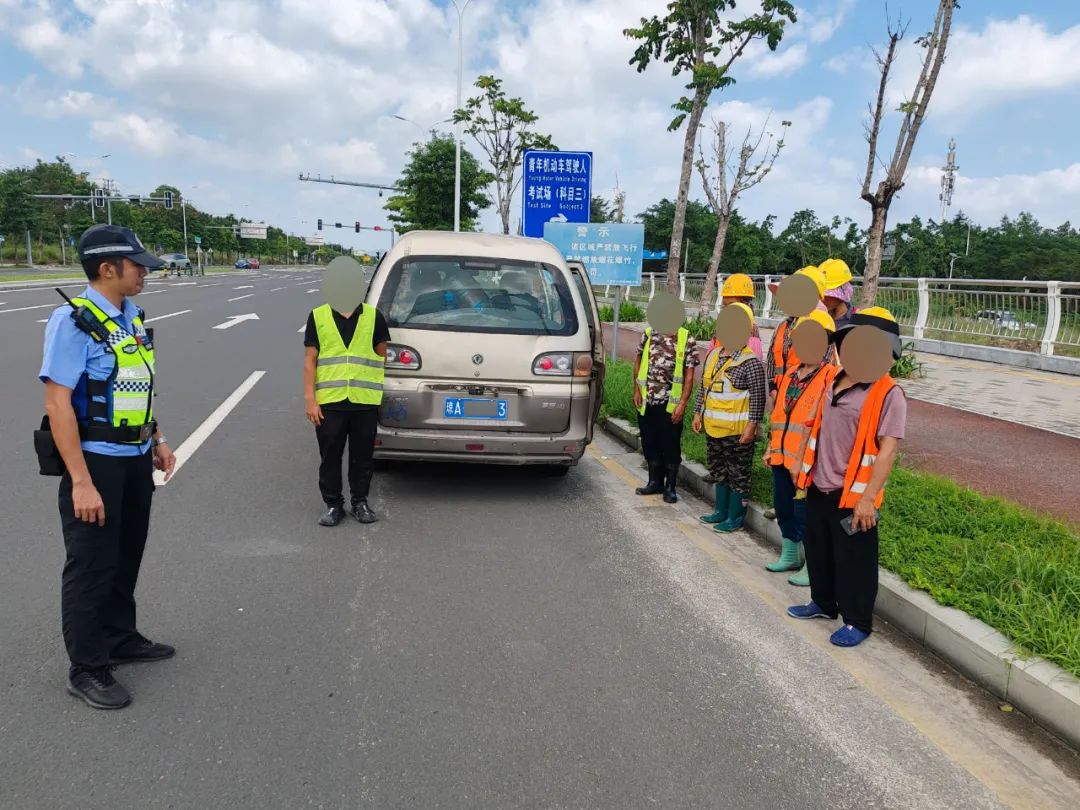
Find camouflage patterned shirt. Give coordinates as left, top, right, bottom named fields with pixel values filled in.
left=636, top=330, right=700, bottom=406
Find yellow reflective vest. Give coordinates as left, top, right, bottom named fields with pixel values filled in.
left=701, top=346, right=756, bottom=438
left=312, top=304, right=385, bottom=406
left=637, top=327, right=689, bottom=415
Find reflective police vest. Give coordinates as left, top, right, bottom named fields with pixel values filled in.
left=312, top=304, right=385, bottom=406
left=768, top=317, right=796, bottom=389
left=797, top=366, right=896, bottom=509
left=637, top=327, right=689, bottom=415
left=72, top=297, right=156, bottom=443
left=701, top=346, right=756, bottom=438
left=764, top=363, right=831, bottom=475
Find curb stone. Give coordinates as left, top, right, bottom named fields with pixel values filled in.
left=598, top=414, right=1080, bottom=750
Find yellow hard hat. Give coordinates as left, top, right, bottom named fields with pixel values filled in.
left=855, top=305, right=897, bottom=323
left=819, top=258, right=852, bottom=292
left=726, top=301, right=755, bottom=324
left=796, top=309, right=835, bottom=332
left=721, top=273, right=755, bottom=298
left=795, top=265, right=826, bottom=298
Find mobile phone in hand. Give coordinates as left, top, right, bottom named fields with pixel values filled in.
left=840, top=511, right=879, bottom=535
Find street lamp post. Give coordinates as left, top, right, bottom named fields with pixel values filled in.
left=947, top=252, right=959, bottom=291
left=393, top=115, right=451, bottom=141
left=451, top=0, right=472, bottom=233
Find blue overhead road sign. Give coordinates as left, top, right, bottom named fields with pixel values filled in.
left=544, top=222, right=644, bottom=286
left=522, top=150, right=592, bottom=238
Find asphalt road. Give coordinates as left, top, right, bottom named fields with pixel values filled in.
left=1, top=271, right=1077, bottom=809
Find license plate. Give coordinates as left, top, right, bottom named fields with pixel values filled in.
left=443, top=397, right=508, bottom=419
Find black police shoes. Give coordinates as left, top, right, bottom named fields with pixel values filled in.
left=351, top=500, right=377, bottom=524
left=68, top=667, right=131, bottom=710
left=318, top=505, right=346, bottom=527
left=109, top=634, right=176, bottom=664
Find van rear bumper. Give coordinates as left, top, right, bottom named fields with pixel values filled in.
left=374, top=426, right=588, bottom=466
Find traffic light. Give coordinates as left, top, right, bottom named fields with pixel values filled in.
left=317, top=218, right=323, bottom=231
left=94, top=188, right=105, bottom=208
left=335, top=222, right=342, bottom=229
left=355, top=221, right=360, bottom=233
left=163, top=190, right=173, bottom=210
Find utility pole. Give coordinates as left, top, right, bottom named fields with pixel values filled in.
left=939, top=138, right=958, bottom=224
left=451, top=0, right=473, bottom=233
left=182, top=196, right=188, bottom=257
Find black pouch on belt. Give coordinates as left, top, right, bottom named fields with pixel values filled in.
left=34, top=415, right=66, bottom=477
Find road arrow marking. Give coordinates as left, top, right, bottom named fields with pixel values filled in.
left=154, top=370, right=266, bottom=486
left=227, top=293, right=254, bottom=302
left=213, top=313, right=260, bottom=330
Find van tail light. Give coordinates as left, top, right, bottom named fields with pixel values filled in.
left=533, top=352, right=592, bottom=377
left=385, top=343, right=422, bottom=370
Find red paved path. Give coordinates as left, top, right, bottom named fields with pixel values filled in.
left=601, top=323, right=1080, bottom=527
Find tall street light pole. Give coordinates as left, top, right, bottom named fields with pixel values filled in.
left=451, top=0, right=472, bottom=233
left=393, top=115, right=451, bottom=141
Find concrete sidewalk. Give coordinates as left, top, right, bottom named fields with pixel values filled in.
left=603, top=322, right=1080, bottom=526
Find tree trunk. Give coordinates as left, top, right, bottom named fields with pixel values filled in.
left=666, top=87, right=709, bottom=294
left=862, top=203, right=889, bottom=306
left=698, top=213, right=731, bottom=317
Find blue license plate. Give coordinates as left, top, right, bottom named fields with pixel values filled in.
left=444, top=397, right=508, bottom=420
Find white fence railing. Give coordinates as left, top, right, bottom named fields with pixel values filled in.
left=595, top=274, right=1080, bottom=359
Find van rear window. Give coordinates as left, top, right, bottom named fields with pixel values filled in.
left=378, top=257, right=579, bottom=336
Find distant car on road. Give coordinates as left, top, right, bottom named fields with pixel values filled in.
left=160, top=253, right=192, bottom=276
left=235, top=258, right=260, bottom=270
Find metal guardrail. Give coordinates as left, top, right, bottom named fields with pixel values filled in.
left=595, top=274, right=1080, bottom=359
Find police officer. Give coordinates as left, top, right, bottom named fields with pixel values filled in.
left=40, top=224, right=177, bottom=710
left=303, top=296, right=389, bottom=526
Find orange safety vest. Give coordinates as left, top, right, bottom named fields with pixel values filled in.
left=764, top=363, right=832, bottom=475
left=769, top=317, right=795, bottom=388
left=797, top=367, right=897, bottom=509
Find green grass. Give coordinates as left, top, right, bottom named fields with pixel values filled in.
left=0, top=270, right=86, bottom=282
left=601, top=359, right=1080, bottom=677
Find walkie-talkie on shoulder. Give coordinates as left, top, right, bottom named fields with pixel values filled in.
left=56, top=288, right=109, bottom=342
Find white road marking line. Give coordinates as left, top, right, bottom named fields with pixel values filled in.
left=0, top=282, right=86, bottom=294
left=298, top=324, right=305, bottom=333
left=0, top=302, right=6, bottom=306
left=170, top=282, right=197, bottom=286
left=213, top=313, right=260, bottom=330
left=37, top=318, right=48, bottom=322
left=306, top=288, right=318, bottom=294
left=269, top=286, right=285, bottom=292
left=227, top=293, right=254, bottom=302
left=154, top=370, right=266, bottom=486
left=0, top=303, right=56, bottom=313
left=144, top=309, right=192, bottom=323
left=234, top=285, right=254, bottom=289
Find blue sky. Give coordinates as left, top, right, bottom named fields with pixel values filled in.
left=2, top=0, right=1079, bottom=253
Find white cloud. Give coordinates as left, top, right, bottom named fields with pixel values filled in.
left=748, top=44, right=809, bottom=78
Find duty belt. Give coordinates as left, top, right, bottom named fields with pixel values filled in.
left=78, top=420, right=158, bottom=444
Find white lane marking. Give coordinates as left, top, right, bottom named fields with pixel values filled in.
left=37, top=318, right=48, bottom=323
left=154, top=370, right=266, bottom=486
left=297, top=324, right=305, bottom=333
left=0, top=282, right=86, bottom=294
left=227, top=293, right=254, bottom=302
left=269, top=286, right=285, bottom=292
left=140, top=290, right=166, bottom=296
left=0, top=302, right=6, bottom=306
left=170, top=282, right=197, bottom=286
left=144, top=309, right=192, bottom=323
left=198, top=282, right=223, bottom=288
left=0, top=303, right=57, bottom=314
left=234, top=285, right=254, bottom=290
left=306, top=288, right=318, bottom=294
left=213, top=313, right=260, bottom=330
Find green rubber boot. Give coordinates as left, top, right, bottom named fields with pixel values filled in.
left=788, top=561, right=810, bottom=587
left=700, top=484, right=731, bottom=524
left=713, top=490, right=749, bottom=533
left=766, top=538, right=802, bottom=572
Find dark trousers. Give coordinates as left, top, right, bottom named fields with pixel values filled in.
left=59, top=450, right=154, bottom=676
left=771, top=465, right=807, bottom=543
left=637, top=403, right=684, bottom=466
left=316, top=408, right=377, bottom=506
left=804, top=485, right=880, bottom=634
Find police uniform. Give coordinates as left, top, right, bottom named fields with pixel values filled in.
left=39, top=224, right=175, bottom=710
left=304, top=302, right=389, bottom=525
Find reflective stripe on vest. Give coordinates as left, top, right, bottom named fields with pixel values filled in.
left=312, top=304, right=385, bottom=406
left=796, top=369, right=896, bottom=508
left=637, top=327, right=689, bottom=415
left=72, top=297, right=155, bottom=438
left=765, top=363, right=831, bottom=475
left=770, top=318, right=794, bottom=387
left=701, top=346, right=755, bottom=438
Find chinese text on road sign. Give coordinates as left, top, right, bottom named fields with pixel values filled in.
left=544, top=222, right=644, bottom=286
left=522, top=150, right=592, bottom=238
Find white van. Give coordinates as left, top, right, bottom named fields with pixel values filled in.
left=365, top=231, right=605, bottom=473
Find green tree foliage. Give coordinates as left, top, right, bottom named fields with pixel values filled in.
left=384, top=133, right=493, bottom=233
left=454, top=75, right=556, bottom=234
left=624, top=1, right=797, bottom=292
left=590, top=196, right=614, bottom=223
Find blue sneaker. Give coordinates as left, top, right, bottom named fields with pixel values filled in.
left=830, top=625, right=870, bottom=647
left=786, top=602, right=835, bottom=620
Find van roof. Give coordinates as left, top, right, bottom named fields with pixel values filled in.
left=384, top=230, right=567, bottom=266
